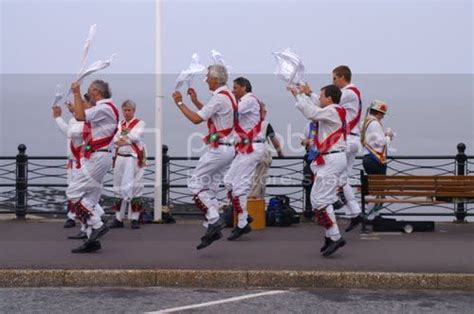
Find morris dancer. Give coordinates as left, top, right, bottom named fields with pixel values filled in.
left=109, top=100, right=147, bottom=230
left=290, top=84, right=348, bottom=257
left=224, top=77, right=264, bottom=240
left=68, top=79, right=119, bottom=253
left=171, top=64, right=235, bottom=250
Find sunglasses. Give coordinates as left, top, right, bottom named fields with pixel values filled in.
left=84, top=93, right=90, bottom=102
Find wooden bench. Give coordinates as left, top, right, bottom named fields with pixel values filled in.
left=360, top=174, right=474, bottom=231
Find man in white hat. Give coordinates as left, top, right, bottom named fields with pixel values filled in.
left=290, top=84, right=348, bottom=257
left=171, top=64, right=235, bottom=250
left=109, top=100, right=147, bottom=230
left=361, top=100, right=393, bottom=175
left=361, top=100, right=393, bottom=218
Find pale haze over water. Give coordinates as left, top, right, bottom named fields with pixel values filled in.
left=1, top=0, right=473, bottom=157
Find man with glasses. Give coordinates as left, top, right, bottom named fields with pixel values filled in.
left=67, top=79, right=119, bottom=253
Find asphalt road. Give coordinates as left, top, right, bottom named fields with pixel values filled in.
left=0, top=286, right=473, bottom=313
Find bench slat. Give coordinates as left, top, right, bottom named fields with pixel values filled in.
left=368, top=191, right=474, bottom=197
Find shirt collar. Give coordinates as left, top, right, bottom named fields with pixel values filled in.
left=212, top=85, right=228, bottom=96
left=96, top=98, right=112, bottom=106
left=342, top=83, right=354, bottom=90
left=239, top=92, right=253, bottom=102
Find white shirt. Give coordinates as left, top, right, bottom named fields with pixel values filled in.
left=362, top=115, right=391, bottom=155
left=114, top=118, right=146, bottom=157
left=340, top=83, right=362, bottom=135
left=295, top=94, right=346, bottom=152
left=84, top=98, right=118, bottom=149
left=236, top=92, right=260, bottom=132
left=55, top=117, right=84, bottom=158
left=196, top=86, right=234, bottom=142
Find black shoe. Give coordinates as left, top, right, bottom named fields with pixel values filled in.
left=320, top=237, right=331, bottom=252
left=345, top=214, right=363, bottom=232
left=108, top=218, right=124, bottom=229
left=196, top=231, right=223, bottom=250
left=63, top=219, right=76, bottom=228
left=68, top=231, right=87, bottom=240
left=71, top=240, right=101, bottom=253
left=227, top=224, right=252, bottom=241
left=196, top=219, right=224, bottom=250
left=322, top=237, right=346, bottom=257
left=247, top=215, right=254, bottom=224
left=131, top=220, right=140, bottom=229
left=88, top=224, right=109, bottom=242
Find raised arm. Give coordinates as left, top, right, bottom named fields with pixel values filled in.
left=71, top=82, right=87, bottom=121
left=187, top=88, right=205, bottom=110
left=52, top=106, right=68, bottom=136
left=172, top=91, right=204, bottom=124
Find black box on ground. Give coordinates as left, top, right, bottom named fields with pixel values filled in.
left=371, top=217, right=435, bottom=233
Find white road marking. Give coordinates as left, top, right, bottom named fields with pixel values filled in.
left=146, top=290, right=288, bottom=313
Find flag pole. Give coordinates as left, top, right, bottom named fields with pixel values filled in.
left=154, top=0, right=163, bottom=222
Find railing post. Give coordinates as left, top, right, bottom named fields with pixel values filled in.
left=162, top=145, right=169, bottom=206
left=15, top=144, right=28, bottom=219
left=455, top=142, right=467, bottom=223
left=360, top=170, right=370, bottom=232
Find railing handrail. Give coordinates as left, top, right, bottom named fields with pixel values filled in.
left=3, top=155, right=474, bottom=160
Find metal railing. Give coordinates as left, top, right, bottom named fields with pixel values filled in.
left=0, top=143, right=473, bottom=221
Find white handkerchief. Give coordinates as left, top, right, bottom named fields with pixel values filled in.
left=78, top=24, right=97, bottom=76
left=211, top=49, right=231, bottom=72
left=272, top=48, right=305, bottom=86
left=175, top=53, right=206, bottom=90
left=77, top=53, right=116, bottom=83
left=51, top=84, right=63, bottom=107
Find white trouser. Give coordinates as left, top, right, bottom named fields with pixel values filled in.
left=248, top=148, right=272, bottom=199
left=188, top=145, right=235, bottom=225
left=311, top=152, right=347, bottom=241
left=66, top=161, right=105, bottom=222
left=113, top=155, right=144, bottom=200
left=340, top=135, right=362, bottom=217
left=113, top=155, right=145, bottom=221
left=224, top=144, right=265, bottom=228
left=66, top=151, right=112, bottom=229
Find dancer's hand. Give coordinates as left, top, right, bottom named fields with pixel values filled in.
left=172, top=91, right=183, bottom=105
left=299, top=83, right=312, bottom=96
left=187, top=88, right=198, bottom=103
left=71, top=81, right=81, bottom=95
left=52, top=105, right=62, bottom=118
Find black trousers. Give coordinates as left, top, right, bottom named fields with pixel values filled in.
left=302, top=154, right=314, bottom=211
left=363, top=155, right=387, bottom=175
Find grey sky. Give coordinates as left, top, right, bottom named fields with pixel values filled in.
left=1, top=0, right=472, bottom=74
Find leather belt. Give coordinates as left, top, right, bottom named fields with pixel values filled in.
left=92, top=149, right=111, bottom=153
left=117, top=153, right=134, bottom=157
left=322, top=150, right=344, bottom=155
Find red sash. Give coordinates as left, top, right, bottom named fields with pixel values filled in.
left=82, top=102, right=119, bottom=159
left=202, top=90, right=236, bottom=149
left=220, top=91, right=263, bottom=154
left=313, top=106, right=347, bottom=165
left=69, top=142, right=82, bottom=169
left=119, top=118, right=146, bottom=168
left=345, top=86, right=362, bottom=133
